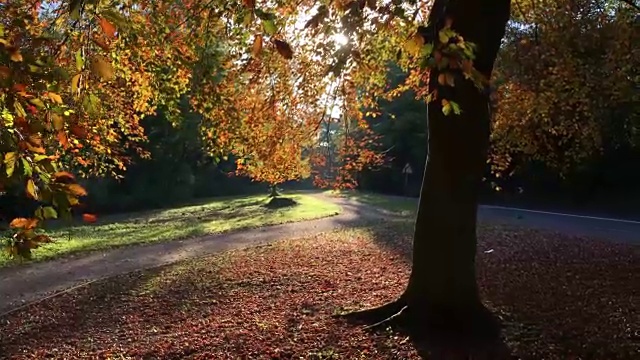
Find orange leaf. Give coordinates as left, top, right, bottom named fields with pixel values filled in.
left=82, top=213, right=98, bottom=223
left=98, top=17, right=116, bottom=38
left=252, top=35, right=263, bottom=57
left=0, top=66, right=10, bottom=79
left=54, top=171, right=76, bottom=183
left=70, top=124, right=88, bottom=138
left=67, top=183, right=87, bottom=197
left=92, top=36, right=110, bottom=52
left=10, top=217, right=39, bottom=229
left=57, top=131, right=69, bottom=148
left=10, top=49, right=23, bottom=62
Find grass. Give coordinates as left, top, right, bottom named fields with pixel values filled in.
left=1, top=223, right=637, bottom=359
left=324, top=189, right=418, bottom=215
left=0, top=193, right=340, bottom=267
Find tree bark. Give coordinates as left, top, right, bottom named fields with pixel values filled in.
left=401, top=0, right=511, bottom=339
left=269, top=184, right=280, bottom=197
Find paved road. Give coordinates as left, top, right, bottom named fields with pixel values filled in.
left=478, top=204, right=640, bottom=244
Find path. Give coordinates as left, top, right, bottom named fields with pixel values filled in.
left=0, top=195, right=385, bottom=315
left=1, top=192, right=637, bottom=315
left=479, top=205, right=640, bottom=245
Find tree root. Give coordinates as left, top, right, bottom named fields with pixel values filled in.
left=333, top=297, right=407, bottom=325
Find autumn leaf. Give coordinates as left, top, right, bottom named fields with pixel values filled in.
left=9, top=48, right=23, bottom=62
left=52, top=113, right=65, bottom=130
left=90, top=56, right=114, bottom=80
left=0, top=66, right=10, bottom=78
left=405, top=32, right=425, bottom=56
left=67, top=183, right=88, bottom=197
left=57, top=131, right=69, bottom=148
left=98, top=17, right=116, bottom=38
left=9, top=217, right=38, bottom=229
left=252, top=35, right=263, bottom=57
left=54, top=171, right=76, bottom=183
left=82, top=213, right=98, bottom=223
left=71, top=74, right=81, bottom=95
left=4, top=152, right=16, bottom=177
left=26, top=178, right=38, bottom=199
left=70, top=124, right=88, bottom=138
left=243, top=0, right=255, bottom=9
left=48, top=92, right=63, bottom=104
left=274, top=39, right=293, bottom=60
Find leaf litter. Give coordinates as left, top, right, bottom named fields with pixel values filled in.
left=0, top=222, right=637, bottom=359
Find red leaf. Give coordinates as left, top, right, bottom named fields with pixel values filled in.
left=82, top=213, right=98, bottom=223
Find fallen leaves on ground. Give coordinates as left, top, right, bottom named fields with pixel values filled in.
left=0, top=223, right=637, bottom=359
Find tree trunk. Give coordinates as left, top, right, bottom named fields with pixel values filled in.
left=269, top=184, right=279, bottom=198
left=401, top=0, right=511, bottom=338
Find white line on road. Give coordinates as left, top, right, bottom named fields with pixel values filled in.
left=480, top=205, right=640, bottom=225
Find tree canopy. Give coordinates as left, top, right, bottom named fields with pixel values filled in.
left=2, top=0, right=639, bottom=256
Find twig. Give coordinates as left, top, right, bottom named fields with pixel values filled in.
left=363, top=305, right=409, bottom=329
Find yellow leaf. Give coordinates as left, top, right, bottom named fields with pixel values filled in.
left=90, top=56, right=115, bottom=81
left=252, top=35, right=263, bottom=57
left=26, top=178, right=37, bottom=199
left=48, top=92, right=63, bottom=104
left=71, top=74, right=81, bottom=95
left=404, top=32, right=424, bottom=55
left=52, top=113, right=65, bottom=130
left=4, top=152, right=17, bottom=177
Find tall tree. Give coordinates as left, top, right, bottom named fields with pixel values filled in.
left=342, top=0, right=512, bottom=349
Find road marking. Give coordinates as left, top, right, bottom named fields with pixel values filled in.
left=480, top=205, right=640, bottom=225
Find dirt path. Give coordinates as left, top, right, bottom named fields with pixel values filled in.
left=0, top=194, right=400, bottom=315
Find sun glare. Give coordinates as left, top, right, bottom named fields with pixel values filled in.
left=332, top=33, right=349, bottom=46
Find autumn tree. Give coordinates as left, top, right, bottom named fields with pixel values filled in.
left=490, top=0, right=640, bottom=184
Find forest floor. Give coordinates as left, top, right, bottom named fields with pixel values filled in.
left=1, top=221, right=637, bottom=359
left=0, top=193, right=340, bottom=267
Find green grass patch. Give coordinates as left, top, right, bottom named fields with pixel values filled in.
left=0, top=193, right=340, bottom=267
left=324, top=190, right=418, bottom=215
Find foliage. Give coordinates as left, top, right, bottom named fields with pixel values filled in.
left=490, top=0, right=640, bottom=179
left=1, top=224, right=637, bottom=358
left=1, top=0, right=485, bottom=258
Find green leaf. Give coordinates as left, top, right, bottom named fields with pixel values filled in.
left=29, top=98, right=46, bottom=109
left=442, top=100, right=452, bottom=116
left=21, top=158, right=32, bottom=176
left=450, top=101, right=462, bottom=115
left=43, top=206, right=58, bottom=219
left=421, top=43, right=434, bottom=57
left=75, top=50, right=84, bottom=71
left=4, top=152, right=17, bottom=177
left=255, top=9, right=276, bottom=21
left=69, top=0, right=82, bottom=20
left=263, top=19, right=277, bottom=35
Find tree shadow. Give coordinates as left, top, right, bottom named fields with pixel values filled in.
left=0, top=257, right=230, bottom=357
left=329, top=214, right=518, bottom=359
